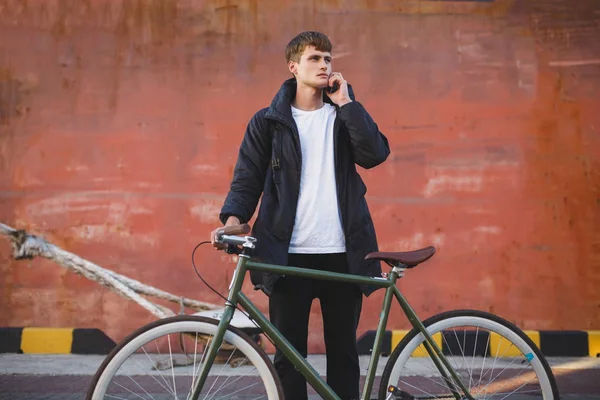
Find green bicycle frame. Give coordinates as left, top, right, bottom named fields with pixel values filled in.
left=191, top=254, right=474, bottom=400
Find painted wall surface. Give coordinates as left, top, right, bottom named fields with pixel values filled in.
left=1, top=0, right=599, bottom=353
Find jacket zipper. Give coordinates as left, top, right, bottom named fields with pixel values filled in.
left=332, top=115, right=347, bottom=236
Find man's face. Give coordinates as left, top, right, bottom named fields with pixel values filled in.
left=289, top=46, right=332, bottom=89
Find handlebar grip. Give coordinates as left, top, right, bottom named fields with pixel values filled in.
left=218, top=224, right=251, bottom=236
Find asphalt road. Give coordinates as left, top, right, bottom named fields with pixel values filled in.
left=1, top=354, right=598, bottom=399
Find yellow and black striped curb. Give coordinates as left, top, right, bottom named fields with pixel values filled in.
left=357, top=329, right=600, bottom=357
left=0, top=327, right=116, bottom=354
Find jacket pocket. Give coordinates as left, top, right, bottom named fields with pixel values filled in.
left=257, top=192, right=288, bottom=242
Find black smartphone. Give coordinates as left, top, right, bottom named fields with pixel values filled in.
left=327, top=82, right=339, bottom=93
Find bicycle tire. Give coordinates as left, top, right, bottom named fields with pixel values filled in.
left=378, top=309, right=559, bottom=399
left=86, top=315, right=283, bottom=399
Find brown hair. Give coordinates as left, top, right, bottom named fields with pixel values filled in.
left=285, top=31, right=332, bottom=63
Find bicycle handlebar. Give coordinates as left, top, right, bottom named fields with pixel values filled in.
left=217, top=224, right=250, bottom=237
left=214, top=224, right=253, bottom=254
left=219, top=234, right=248, bottom=246
left=216, top=231, right=256, bottom=255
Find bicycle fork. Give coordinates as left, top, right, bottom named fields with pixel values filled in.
left=189, top=303, right=236, bottom=400
left=189, top=255, right=249, bottom=400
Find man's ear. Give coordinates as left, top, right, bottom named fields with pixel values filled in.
left=288, top=60, right=297, bottom=75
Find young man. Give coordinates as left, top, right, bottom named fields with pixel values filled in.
left=212, top=31, right=390, bottom=400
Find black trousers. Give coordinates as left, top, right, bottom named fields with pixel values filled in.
left=269, top=253, right=363, bottom=400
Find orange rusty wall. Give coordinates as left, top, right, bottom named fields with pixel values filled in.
left=0, top=0, right=599, bottom=354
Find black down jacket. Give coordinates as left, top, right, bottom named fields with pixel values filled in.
left=219, top=77, right=390, bottom=296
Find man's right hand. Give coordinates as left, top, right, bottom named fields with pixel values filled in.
left=210, top=216, right=241, bottom=249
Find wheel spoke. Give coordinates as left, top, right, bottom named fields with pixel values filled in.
left=141, top=346, right=178, bottom=396
left=476, top=331, right=491, bottom=397
left=468, top=327, right=480, bottom=391
left=127, top=374, right=157, bottom=400
left=167, top=334, right=178, bottom=399
left=189, top=335, right=212, bottom=399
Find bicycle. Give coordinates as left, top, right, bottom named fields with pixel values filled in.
left=86, top=224, right=559, bottom=399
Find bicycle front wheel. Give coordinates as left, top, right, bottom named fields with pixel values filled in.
left=379, top=310, right=559, bottom=399
left=87, top=315, right=283, bottom=399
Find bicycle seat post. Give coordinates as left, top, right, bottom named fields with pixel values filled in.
left=384, top=261, right=407, bottom=279
left=391, top=265, right=406, bottom=278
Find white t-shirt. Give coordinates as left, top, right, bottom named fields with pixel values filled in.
left=288, top=103, right=346, bottom=254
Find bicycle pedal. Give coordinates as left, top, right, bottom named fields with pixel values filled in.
left=386, top=385, right=415, bottom=400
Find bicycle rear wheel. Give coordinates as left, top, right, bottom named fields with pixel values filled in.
left=379, top=310, right=559, bottom=399
left=87, top=315, right=283, bottom=399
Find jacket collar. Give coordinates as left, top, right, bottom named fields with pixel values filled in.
left=265, top=77, right=356, bottom=127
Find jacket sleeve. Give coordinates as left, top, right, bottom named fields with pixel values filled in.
left=337, top=101, right=390, bottom=169
left=219, top=110, right=271, bottom=224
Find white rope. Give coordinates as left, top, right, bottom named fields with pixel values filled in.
left=0, top=222, right=219, bottom=319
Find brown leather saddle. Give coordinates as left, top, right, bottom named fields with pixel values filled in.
left=365, top=246, right=436, bottom=268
